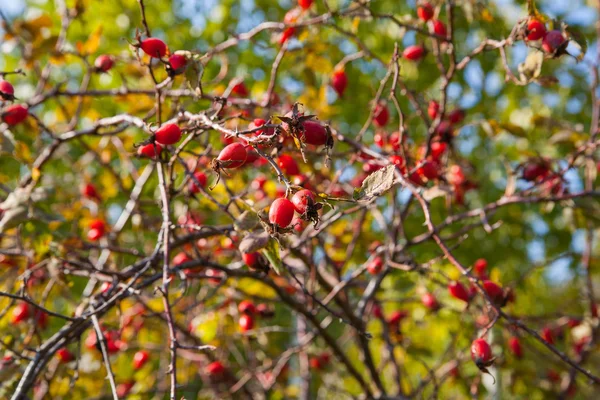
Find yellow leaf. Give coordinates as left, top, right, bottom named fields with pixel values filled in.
left=79, top=26, right=103, bottom=55
left=235, top=278, right=277, bottom=299
left=31, top=167, right=41, bottom=182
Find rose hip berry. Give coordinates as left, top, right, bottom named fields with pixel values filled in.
left=448, top=281, right=470, bottom=303
left=87, top=219, right=107, bottom=241
left=432, top=19, right=447, bottom=37
left=373, top=103, right=390, bottom=127
left=2, top=104, right=28, bottom=126
left=206, top=361, right=226, bottom=378
left=299, top=0, right=313, bottom=9
left=0, top=80, right=15, bottom=101
left=473, top=258, right=487, bottom=276
left=140, top=37, right=168, bottom=58
left=167, top=53, right=187, bottom=75
left=367, top=257, right=384, bottom=274
left=188, top=171, right=207, bottom=194
left=403, top=45, right=426, bottom=61
left=11, top=302, right=30, bottom=324
left=232, top=81, right=249, bottom=97
left=417, top=3, right=434, bottom=21
left=331, top=70, right=348, bottom=97
left=217, top=143, right=247, bottom=169
left=56, top=348, right=74, bottom=363
left=542, top=30, right=567, bottom=54
left=277, top=154, right=300, bottom=175
left=471, top=338, right=493, bottom=369
left=94, top=55, right=114, bottom=72
left=242, top=252, right=261, bottom=269
left=133, top=350, right=150, bottom=370
left=155, top=123, right=182, bottom=145
left=482, top=280, right=505, bottom=306
left=82, top=183, right=101, bottom=201
left=291, top=189, right=315, bottom=215
left=138, top=143, right=163, bottom=158
left=239, top=314, right=254, bottom=332
left=421, top=292, right=440, bottom=311
left=526, top=19, right=547, bottom=41
left=509, top=336, right=523, bottom=358
left=301, top=120, right=328, bottom=146
left=269, top=198, right=295, bottom=228
left=238, top=300, right=256, bottom=315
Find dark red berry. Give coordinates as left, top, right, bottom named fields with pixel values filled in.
left=82, top=183, right=100, bottom=201
left=367, top=257, right=384, bottom=274
left=541, top=327, right=554, bottom=344
left=422, top=292, right=440, bottom=310
left=239, top=314, right=254, bottom=332
left=509, top=337, right=523, bottom=358
left=432, top=19, right=447, bottom=37
left=232, top=82, right=249, bottom=97
left=428, top=100, right=440, bottom=120
left=482, top=280, right=504, bottom=306
left=388, top=310, right=408, bottom=325
left=0, top=80, right=15, bottom=100
left=302, top=120, right=328, bottom=146
left=189, top=171, right=207, bottom=194
left=473, top=258, right=487, bottom=276
left=56, top=348, right=74, bottom=363
left=11, top=302, right=30, bottom=324
left=448, top=109, right=465, bottom=125
left=167, top=54, right=187, bottom=75
left=277, top=154, right=300, bottom=175
left=373, top=103, right=389, bottom=127
left=238, top=300, right=256, bottom=315
left=155, top=123, right=181, bottom=145
left=269, top=198, right=295, bottom=228
left=542, top=30, right=567, bottom=54
left=242, top=252, right=260, bottom=269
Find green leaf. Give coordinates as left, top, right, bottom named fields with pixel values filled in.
left=353, top=165, right=396, bottom=201
left=261, top=239, right=282, bottom=275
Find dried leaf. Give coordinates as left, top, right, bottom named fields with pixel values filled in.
left=234, top=211, right=259, bottom=232
left=238, top=230, right=269, bottom=254
left=353, top=165, right=396, bottom=201
left=518, top=51, right=544, bottom=83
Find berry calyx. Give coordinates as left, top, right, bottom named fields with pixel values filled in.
left=216, top=143, right=247, bottom=169
left=137, top=143, right=163, bottom=158
left=155, top=123, right=181, bottom=145
left=188, top=171, right=207, bottom=194
left=239, top=314, right=254, bottom=332
left=269, top=198, right=295, bottom=228
left=2, top=104, right=28, bottom=126
left=403, top=45, right=426, bottom=61
left=133, top=350, right=150, bottom=370
left=0, top=80, right=15, bottom=101
left=373, top=103, right=390, bottom=127
left=94, top=55, right=114, bottom=73
left=331, top=70, right=348, bottom=97
left=526, top=19, right=547, bottom=41
left=471, top=338, right=494, bottom=369
left=448, top=281, right=470, bottom=303
left=140, top=37, right=168, bottom=58
left=417, top=3, right=434, bottom=22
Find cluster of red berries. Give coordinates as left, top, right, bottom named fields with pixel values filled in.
left=237, top=299, right=274, bottom=333
left=524, top=19, right=569, bottom=56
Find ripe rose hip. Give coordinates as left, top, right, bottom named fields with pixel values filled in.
left=12, top=302, right=30, bottom=324
left=140, top=37, right=168, bottom=58
left=2, top=104, right=28, bottom=126
left=189, top=171, right=207, bottom=194
left=388, top=310, right=408, bottom=325
left=0, top=80, right=15, bottom=100
left=94, top=55, right=114, bottom=72
left=239, top=314, right=254, bottom=332
left=302, top=120, right=328, bottom=146
left=34, top=309, right=48, bottom=329
left=374, top=132, right=385, bottom=147
left=473, top=258, right=487, bottom=276
left=133, top=350, right=150, bottom=370
left=542, top=30, right=567, bottom=54
left=250, top=118, right=268, bottom=136
left=82, top=183, right=100, bottom=201
left=448, top=281, right=470, bottom=303
left=509, top=336, right=523, bottom=358
left=417, top=159, right=439, bottom=181
left=428, top=100, right=440, bottom=120
left=403, top=45, right=426, bottom=61
left=367, top=257, right=384, bottom=274
left=448, top=165, right=466, bottom=186
left=155, top=123, right=181, bottom=145
left=217, top=143, right=247, bottom=168
left=242, top=252, right=261, bottom=269
left=291, top=189, right=315, bottom=214
left=277, top=154, right=300, bottom=175
left=206, top=361, right=226, bottom=377
left=522, top=162, right=549, bottom=181
left=421, top=292, right=440, bottom=311
left=298, top=0, right=313, bottom=9
left=56, top=348, right=74, bottom=363
left=541, top=327, right=554, bottom=344
left=87, top=219, right=107, bottom=241
left=471, top=338, right=493, bottom=368
left=238, top=300, right=256, bottom=315
left=331, top=70, right=348, bottom=97
left=432, top=19, right=447, bottom=36
left=526, top=19, right=547, bottom=41
left=417, top=3, right=434, bottom=21
left=167, top=53, right=187, bottom=75
left=173, top=252, right=192, bottom=266
left=430, top=142, right=447, bottom=159
left=137, top=143, right=163, bottom=158
left=373, top=103, right=390, bottom=127
left=232, top=81, right=249, bottom=97
left=448, top=109, right=465, bottom=124
left=482, top=280, right=504, bottom=306
left=279, top=27, right=296, bottom=44
left=116, top=382, right=134, bottom=397
left=269, top=198, right=295, bottom=228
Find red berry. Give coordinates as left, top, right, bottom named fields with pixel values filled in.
left=238, top=300, right=256, bottom=315
left=167, top=54, right=187, bottom=75
left=526, top=19, right=547, bottom=41
left=430, top=142, right=447, bottom=159
left=0, top=80, right=15, bottom=100
left=189, top=171, right=207, bottom=194
left=421, top=292, right=440, bottom=310
left=11, top=303, right=30, bottom=324
left=56, top=348, right=74, bottom=363
left=367, top=257, right=384, bottom=274
left=250, top=118, right=268, bottom=136
left=89, top=219, right=106, bottom=235
left=298, top=0, right=313, bottom=9
left=94, top=55, right=114, bottom=72
left=242, top=252, right=261, bottom=269
left=232, top=82, right=249, bottom=97
left=522, top=162, right=549, bottom=181
left=448, top=165, right=466, bottom=186
left=277, top=154, right=300, bottom=175
left=482, top=280, right=504, bottom=306
left=417, top=3, right=434, bottom=21
left=155, top=123, right=182, bottom=145
left=302, top=120, right=328, bottom=146
left=82, top=183, right=100, bottom=201
left=388, top=131, right=402, bottom=151
left=100, top=281, right=112, bottom=293
left=388, top=310, right=408, bottom=325
left=279, top=27, right=296, bottom=44
left=372, top=304, right=383, bottom=319
left=34, top=309, right=48, bottom=329
left=269, top=198, right=295, bottom=228
left=373, top=103, right=389, bottom=127
left=116, top=382, right=135, bottom=397
left=331, top=70, right=348, bottom=97
left=428, top=100, right=440, bottom=120
left=541, top=327, right=554, bottom=344
left=133, top=350, right=150, bottom=370
left=217, top=143, right=247, bottom=168
left=389, top=155, right=407, bottom=174
left=173, top=252, right=192, bottom=266
left=2, top=104, right=28, bottom=126
left=448, top=281, right=470, bottom=303
left=509, top=337, right=523, bottom=358
left=448, top=109, right=465, bottom=125
left=137, top=143, right=163, bottom=158
left=471, top=338, right=493, bottom=368
left=239, top=314, right=254, bottom=332
left=542, top=30, right=567, bottom=54
left=310, top=356, right=323, bottom=370
left=206, top=361, right=226, bottom=377
left=417, top=159, right=439, bottom=181
left=432, top=19, right=447, bottom=37
left=403, top=45, right=426, bottom=61
left=291, top=189, right=315, bottom=214
left=374, top=132, right=385, bottom=147
left=473, top=258, right=487, bottom=276
left=140, top=37, right=167, bottom=58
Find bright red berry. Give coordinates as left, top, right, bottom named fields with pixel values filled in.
left=417, top=3, right=434, bottom=21
left=232, top=82, right=249, bottom=97
left=242, top=252, right=260, bottom=269
left=238, top=300, right=256, bottom=315
left=388, top=310, right=408, bottom=325
left=250, top=118, right=268, bottom=136
left=542, top=30, right=567, bottom=54
left=81, top=183, right=100, bottom=201
left=167, top=54, right=187, bottom=75
left=421, top=292, right=440, bottom=311
left=133, top=350, right=150, bottom=370
left=428, top=100, right=440, bottom=120
left=137, top=143, right=163, bottom=158
left=140, top=37, right=167, bottom=58
left=482, top=280, right=504, bottom=306
left=373, top=103, right=389, bottom=127
left=0, top=80, right=15, bottom=100
left=432, top=19, right=447, bottom=37
left=189, top=171, right=207, bottom=194
left=155, top=123, right=181, bottom=145
left=448, top=281, right=470, bottom=303
left=417, top=159, right=439, bottom=181
left=298, top=0, right=313, bottom=9
left=217, top=143, right=247, bottom=168
left=471, top=338, right=493, bottom=368
left=522, top=162, right=549, bottom=181
left=372, top=304, right=383, bottom=319
left=94, top=55, right=114, bottom=72
left=473, top=258, right=487, bottom=276
left=430, top=142, right=447, bottom=159
left=206, top=361, right=226, bottom=377
left=448, top=165, right=466, bottom=186
left=388, top=131, right=402, bottom=151
left=403, top=45, right=426, bottom=61
left=56, top=348, right=74, bottom=363
left=173, top=252, right=192, bottom=266
left=239, top=314, right=254, bottom=332
left=541, top=327, right=554, bottom=344
left=331, top=70, right=348, bottom=97
left=374, top=132, right=385, bottom=147
left=526, top=19, right=547, bottom=41
left=302, top=120, right=328, bottom=146
left=277, top=154, right=300, bottom=175
left=269, top=198, right=295, bottom=228
left=279, top=27, right=296, bottom=45
left=291, top=189, right=315, bottom=214
left=11, top=302, right=30, bottom=324
left=509, top=337, right=523, bottom=358
left=367, top=257, right=384, bottom=274
left=2, top=104, right=28, bottom=126
left=87, top=219, right=106, bottom=241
